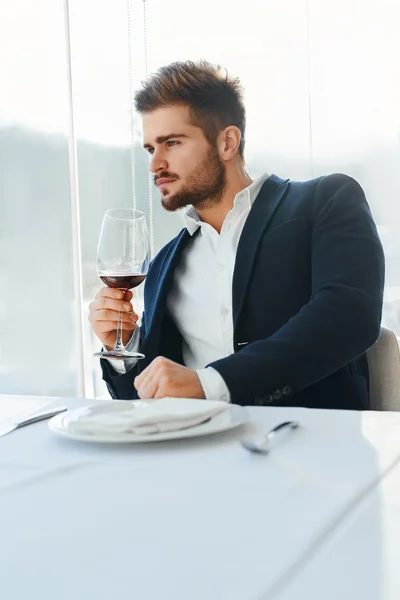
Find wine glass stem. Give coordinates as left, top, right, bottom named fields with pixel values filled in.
left=114, top=310, right=125, bottom=351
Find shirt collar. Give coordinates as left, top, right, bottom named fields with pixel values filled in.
left=183, top=172, right=270, bottom=236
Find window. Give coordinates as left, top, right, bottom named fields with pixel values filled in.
left=1, top=0, right=399, bottom=397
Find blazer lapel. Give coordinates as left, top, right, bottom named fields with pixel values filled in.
left=232, top=174, right=290, bottom=327
left=146, top=227, right=197, bottom=335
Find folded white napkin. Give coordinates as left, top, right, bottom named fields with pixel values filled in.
left=65, top=398, right=228, bottom=436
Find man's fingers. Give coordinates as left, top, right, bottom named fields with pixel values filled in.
left=89, top=308, right=138, bottom=324
left=154, top=385, right=169, bottom=399
left=90, top=297, right=135, bottom=314
left=134, top=363, right=152, bottom=387
left=136, top=375, right=158, bottom=399
left=89, top=287, right=140, bottom=348
left=95, top=287, right=125, bottom=301
left=95, top=321, right=137, bottom=334
left=134, top=357, right=170, bottom=387
left=96, top=305, right=137, bottom=320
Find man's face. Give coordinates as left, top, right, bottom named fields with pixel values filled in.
left=142, top=105, right=226, bottom=212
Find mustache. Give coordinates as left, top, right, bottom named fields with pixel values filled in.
left=154, top=172, right=179, bottom=185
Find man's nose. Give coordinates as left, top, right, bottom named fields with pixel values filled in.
left=149, top=149, right=168, bottom=174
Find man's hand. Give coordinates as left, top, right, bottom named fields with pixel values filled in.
left=88, top=287, right=139, bottom=350
left=134, top=357, right=205, bottom=399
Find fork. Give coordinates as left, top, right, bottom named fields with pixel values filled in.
left=241, top=420, right=300, bottom=454
left=0, top=407, right=68, bottom=437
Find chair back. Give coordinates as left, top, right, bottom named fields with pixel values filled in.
left=367, top=327, right=400, bottom=411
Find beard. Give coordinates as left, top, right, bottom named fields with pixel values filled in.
left=156, top=146, right=227, bottom=213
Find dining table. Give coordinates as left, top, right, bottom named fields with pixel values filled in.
left=1, top=394, right=400, bottom=600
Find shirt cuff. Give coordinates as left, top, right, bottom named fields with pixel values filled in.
left=196, top=367, right=231, bottom=402
left=104, top=327, right=141, bottom=375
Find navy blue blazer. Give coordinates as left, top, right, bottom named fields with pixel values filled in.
left=101, top=173, right=385, bottom=410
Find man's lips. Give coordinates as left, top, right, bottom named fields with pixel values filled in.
left=156, top=177, right=177, bottom=187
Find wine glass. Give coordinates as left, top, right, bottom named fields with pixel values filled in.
left=93, top=208, right=150, bottom=360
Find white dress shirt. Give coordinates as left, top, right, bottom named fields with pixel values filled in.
left=109, top=172, right=270, bottom=402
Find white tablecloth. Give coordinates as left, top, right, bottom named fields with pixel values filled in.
left=1, top=396, right=400, bottom=600
left=272, top=452, right=400, bottom=600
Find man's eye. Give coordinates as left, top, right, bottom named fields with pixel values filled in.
left=166, top=141, right=179, bottom=147
left=147, top=148, right=154, bottom=155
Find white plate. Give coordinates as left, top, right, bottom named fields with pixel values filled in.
left=48, top=401, right=249, bottom=443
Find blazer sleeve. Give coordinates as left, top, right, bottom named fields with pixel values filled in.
left=208, top=174, right=385, bottom=404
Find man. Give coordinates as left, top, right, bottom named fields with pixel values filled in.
left=89, top=60, right=385, bottom=410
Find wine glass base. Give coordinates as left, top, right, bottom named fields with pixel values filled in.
left=93, top=350, right=145, bottom=360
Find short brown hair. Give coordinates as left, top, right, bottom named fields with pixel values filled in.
left=134, top=60, right=246, bottom=159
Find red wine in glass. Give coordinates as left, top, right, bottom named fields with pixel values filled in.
left=99, top=273, right=146, bottom=290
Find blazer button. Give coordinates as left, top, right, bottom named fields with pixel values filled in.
left=273, top=389, right=282, bottom=400
left=282, top=385, right=292, bottom=396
